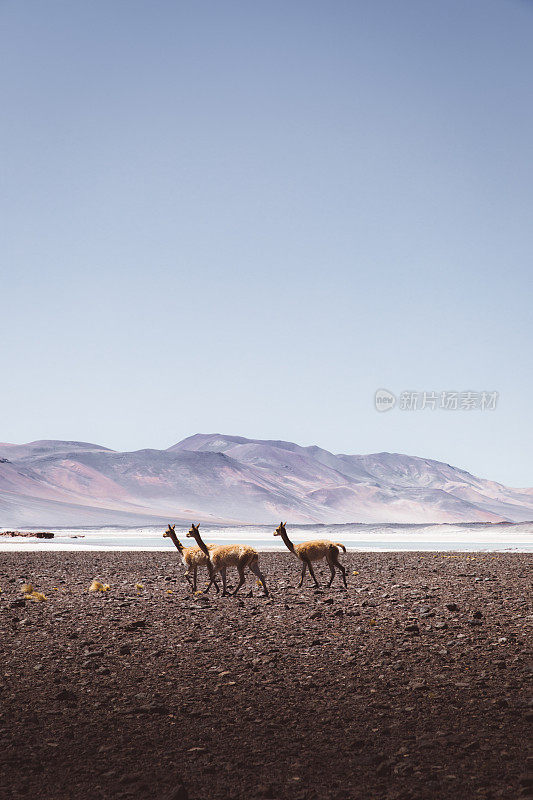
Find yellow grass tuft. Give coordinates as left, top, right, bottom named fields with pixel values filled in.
left=135, top=583, right=144, bottom=591
left=25, top=590, right=47, bottom=602
left=89, top=580, right=110, bottom=592
left=21, top=583, right=33, bottom=594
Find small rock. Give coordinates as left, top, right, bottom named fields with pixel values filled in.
left=405, top=624, right=420, bottom=634
left=446, top=603, right=459, bottom=612
left=138, top=702, right=169, bottom=714
left=124, top=620, right=147, bottom=631
left=162, top=781, right=189, bottom=800
left=254, top=784, right=275, bottom=799
left=119, top=773, right=143, bottom=785
left=56, top=689, right=78, bottom=704
left=119, top=644, right=131, bottom=655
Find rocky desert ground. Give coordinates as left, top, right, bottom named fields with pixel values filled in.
left=0, top=551, right=531, bottom=800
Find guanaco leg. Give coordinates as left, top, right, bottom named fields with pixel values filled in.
left=300, top=558, right=320, bottom=586
left=328, top=548, right=348, bottom=588
left=232, top=564, right=247, bottom=596
left=326, top=557, right=336, bottom=587
left=334, top=553, right=347, bottom=588
left=220, top=566, right=229, bottom=595
left=203, top=565, right=220, bottom=594
left=249, top=558, right=269, bottom=596
left=308, top=561, right=320, bottom=587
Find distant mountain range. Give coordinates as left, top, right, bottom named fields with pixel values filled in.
left=0, top=434, right=531, bottom=527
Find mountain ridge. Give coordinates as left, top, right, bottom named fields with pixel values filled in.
left=1, top=433, right=531, bottom=527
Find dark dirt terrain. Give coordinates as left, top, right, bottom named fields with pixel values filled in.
left=0, top=551, right=531, bottom=800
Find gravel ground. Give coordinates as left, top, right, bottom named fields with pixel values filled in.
left=0, top=551, right=531, bottom=800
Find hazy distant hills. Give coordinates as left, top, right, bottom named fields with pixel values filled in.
left=0, top=434, right=532, bottom=527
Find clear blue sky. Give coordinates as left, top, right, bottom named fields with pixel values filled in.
left=1, top=0, right=532, bottom=486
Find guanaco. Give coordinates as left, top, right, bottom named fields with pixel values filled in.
left=186, top=523, right=269, bottom=597
left=273, top=521, right=347, bottom=588
left=163, top=524, right=219, bottom=593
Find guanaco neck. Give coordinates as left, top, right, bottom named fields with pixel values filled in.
left=279, top=528, right=296, bottom=554
left=167, top=531, right=184, bottom=554
left=190, top=531, right=210, bottom=558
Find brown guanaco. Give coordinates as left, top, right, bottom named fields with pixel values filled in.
left=163, top=523, right=219, bottom=592
left=186, top=523, right=269, bottom=597
left=273, top=521, right=347, bottom=588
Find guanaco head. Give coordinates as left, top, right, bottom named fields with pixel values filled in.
left=187, top=522, right=201, bottom=539
left=273, top=521, right=287, bottom=537
left=163, top=523, right=176, bottom=538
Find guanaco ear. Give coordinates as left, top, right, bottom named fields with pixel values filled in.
left=171, top=524, right=175, bottom=531
left=196, top=522, right=200, bottom=529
